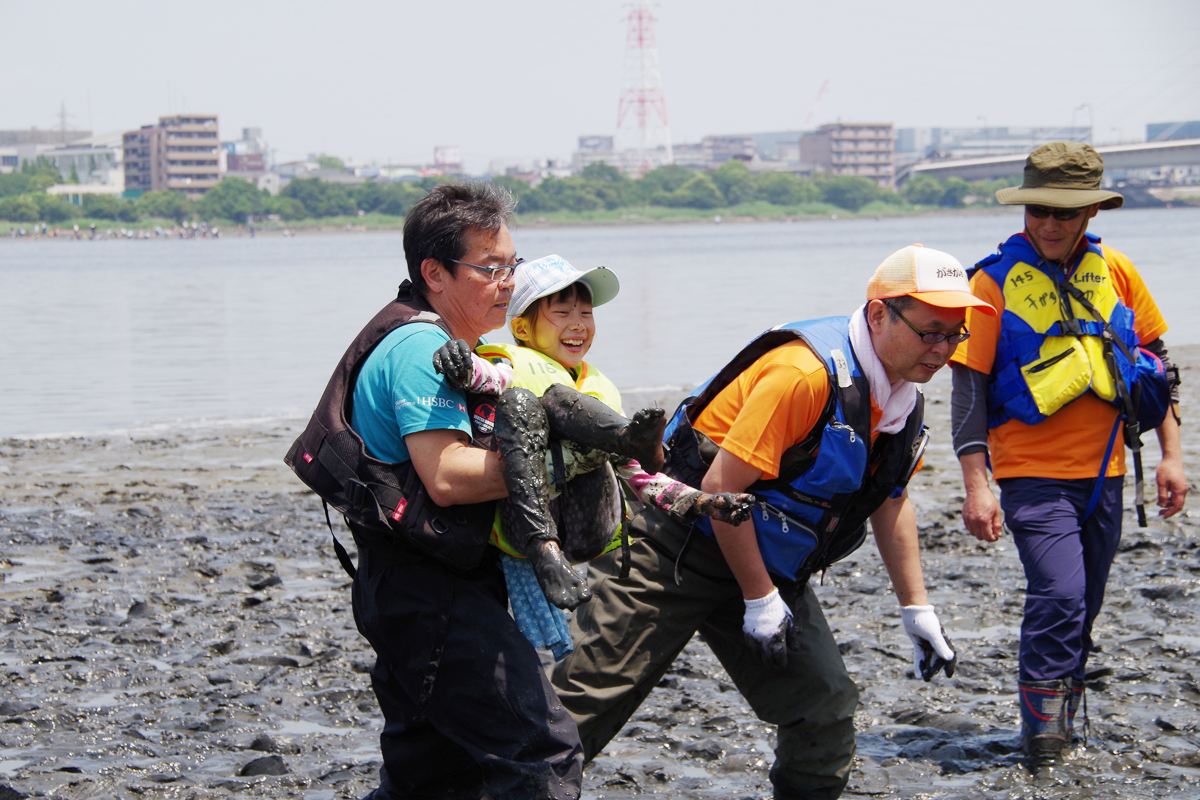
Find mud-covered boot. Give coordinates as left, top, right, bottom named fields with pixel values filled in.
left=540, top=383, right=667, bottom=474
left=1019, top=678, right=1072, bottom=770
left=494, top=388, right=590, bottom=610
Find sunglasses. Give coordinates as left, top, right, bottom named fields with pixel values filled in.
left=1025, top=205, right=1086, bottom=221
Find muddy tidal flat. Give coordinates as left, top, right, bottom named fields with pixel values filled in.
left=3, top=349, right=1200, bottom=800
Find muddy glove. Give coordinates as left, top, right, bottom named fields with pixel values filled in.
left=432, top=339, right=476, bottom=391
left=432, top=339, right=511, bottom=395
left=693, top=492, right=755, bottom=525
left=900, top=604, right=957, bottom=682
left=743, top=587, right=799, bottom=668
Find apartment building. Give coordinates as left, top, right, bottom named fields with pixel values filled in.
left=801, top=123, right=894, bottom=188
left=701, top=135, right=756, bottom=167
left=123, top=114, right=220, bottom=196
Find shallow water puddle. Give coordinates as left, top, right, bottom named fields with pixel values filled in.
left=274, top=719, right=368, bottom=737
left=72, top=690, right=126, bottom=708
left=1162, top=633, right=1200, bottom=649
left=949, top=624, right=1021, bottom=640
left=3, top=557, right=61, bottom=584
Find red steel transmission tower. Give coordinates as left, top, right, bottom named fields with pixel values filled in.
left=615, top=2, right=673, bottom=177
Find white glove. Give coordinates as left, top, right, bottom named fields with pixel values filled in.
left=743, top=588, right=799, bottom=668
left=900, top=604, right=957, bottom=682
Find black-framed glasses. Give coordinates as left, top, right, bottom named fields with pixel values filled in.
left=886, top=301, right=970, bottom=344
left=448, top=257, right=524, bottom=282
left=1025, top=205, right=1086, bottom=221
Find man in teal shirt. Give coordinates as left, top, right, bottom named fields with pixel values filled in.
left=352, top=323, right=478, bottom=463
left=344, top=183, right=583, bottom=800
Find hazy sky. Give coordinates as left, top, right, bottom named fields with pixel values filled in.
left=3, top=0, right=1198, bottom=172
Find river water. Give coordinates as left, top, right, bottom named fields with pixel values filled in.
left=2, top=207, right=1198, bottom=438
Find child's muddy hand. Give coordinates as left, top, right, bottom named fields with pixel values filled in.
left=432, top=339, right=475, bottom=390
left=693, top=492, right=756, bottom=525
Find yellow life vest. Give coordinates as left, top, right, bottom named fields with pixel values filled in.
left=475, top=343, right=627, bottom=560
left=981, top=233, right=1140, bottom=428
left=475, top=343, right=624, bottom=413
left=1001, top=249, right=1118, bottom=411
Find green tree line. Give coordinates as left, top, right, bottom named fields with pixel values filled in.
left=0, top=173, right=449, bottom=224
left=503, top=161, right=1017, bottom=213
left=500, top=161, right=895, bottom=212
left=1, top=159, right=1019, bottom=224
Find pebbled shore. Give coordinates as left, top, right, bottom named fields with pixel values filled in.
left=2, top=348, right=1199, bottom=799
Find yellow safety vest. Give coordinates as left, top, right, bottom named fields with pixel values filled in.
left=980, top=233, right=1139, bottom=428
left=475, top=343, right=624, bottom=413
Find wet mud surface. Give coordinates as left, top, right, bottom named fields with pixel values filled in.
left=3, top=347, right=1200, bottom=799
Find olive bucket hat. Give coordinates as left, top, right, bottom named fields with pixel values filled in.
left=995, top=141, right=1124, bottom=210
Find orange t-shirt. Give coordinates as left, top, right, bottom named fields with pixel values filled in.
left=951, top=241, right=1168, bottom=480
left=694, top=340, right=884, bottom=480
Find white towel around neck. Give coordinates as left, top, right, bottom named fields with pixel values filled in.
left=847, top=305, right=919, bottom=434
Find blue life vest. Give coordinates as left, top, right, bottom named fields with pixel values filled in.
left=975, top=232, right=1142, bottom=430
left=662, top=317, right=927, bottom=584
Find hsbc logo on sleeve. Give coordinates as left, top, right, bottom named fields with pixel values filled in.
left=414, top=396, right=459, bottom=409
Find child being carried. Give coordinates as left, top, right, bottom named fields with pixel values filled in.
left=434, top=255, right=753, bottom=609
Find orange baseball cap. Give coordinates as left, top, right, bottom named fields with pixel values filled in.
left=867, top=244, right=997, bottom=316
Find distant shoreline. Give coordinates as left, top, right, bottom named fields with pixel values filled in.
left=0, top=204, right=1028, bottom=240
left=7, top=202, right=1199, bottom=241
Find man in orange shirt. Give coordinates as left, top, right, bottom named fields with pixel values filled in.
left=950, top=142, right=1187, bottom=767
left=553, top=245, right=994, bottom=799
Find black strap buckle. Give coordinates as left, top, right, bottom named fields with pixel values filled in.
left=346, top=479, right=369, bottom=508
left=1061, top=318, right=1084, bottom=336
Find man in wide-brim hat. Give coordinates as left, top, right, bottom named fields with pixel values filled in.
left=948, top=141, right=1187, bottom=767
left=995, top=140, right=1125, bottom=211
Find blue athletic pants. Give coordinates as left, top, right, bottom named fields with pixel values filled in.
left=999, top=476, right=1124, bottom=682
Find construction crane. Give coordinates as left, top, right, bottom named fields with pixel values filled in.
left=803, top=80, right=830, bottom=129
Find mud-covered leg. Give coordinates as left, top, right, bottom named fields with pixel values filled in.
left=494, top=388, right=590, bottom=610
left=554, top=464, right=624, bottom=564
left=540, top=383, right=666, bottom=474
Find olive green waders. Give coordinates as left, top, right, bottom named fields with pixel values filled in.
left=550, top=506, right=858, bottom=800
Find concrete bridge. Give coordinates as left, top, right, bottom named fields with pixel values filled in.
left=897, top=138, right=1200, bottom=184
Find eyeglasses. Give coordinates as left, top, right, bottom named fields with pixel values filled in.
left=448, top=257, right=524, bottom=282
left=1025, top=205, right=1086, bottom=221
left=887, top=302, right=970, bottom=344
